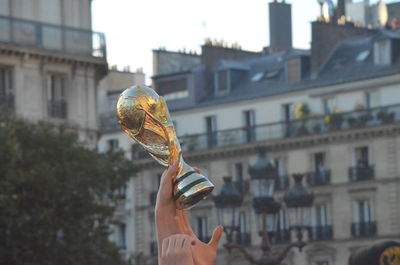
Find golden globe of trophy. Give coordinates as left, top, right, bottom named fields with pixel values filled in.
left=116, top=85, right=214, bottom=209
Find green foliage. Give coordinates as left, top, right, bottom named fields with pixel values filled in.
left=0, top=117, right=135, bottom=265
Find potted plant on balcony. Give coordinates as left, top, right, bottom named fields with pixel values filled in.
left=294, top=103, right=311, bottom=136
left=325, top=108, right=343, bottom=131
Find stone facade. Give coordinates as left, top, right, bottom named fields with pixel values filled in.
left=0, top=0, right=107, bottom=148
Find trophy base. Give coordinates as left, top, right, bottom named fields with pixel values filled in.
left=174, top=171, right=214, bottom=210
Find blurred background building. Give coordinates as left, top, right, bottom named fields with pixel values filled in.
left=0, top=0, right=107, bottom=147
left=96, top=0, right=400, bottom=264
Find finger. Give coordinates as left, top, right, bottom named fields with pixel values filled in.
left=166, top=235, right=176, bottom=254
left=208, top=226, right=224, bottom=248
left=193, top=167, right=201, bottom=174
left=162, top=237, right=169, bottom=256
left=157, top=162, right=179, bottom=197
left=176, top=234, right=186, bottom=249
left=182, top=235, right=195, bottom=249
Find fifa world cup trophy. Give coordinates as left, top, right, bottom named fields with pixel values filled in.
left=116, top=85, right=214, bottom=209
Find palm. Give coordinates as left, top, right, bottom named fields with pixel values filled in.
left=155, top=165, right=223, bottom=265
left=175, top=210, right=223, bottom=265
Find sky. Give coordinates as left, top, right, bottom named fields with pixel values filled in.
left=91, top=0, right=386, bottom=82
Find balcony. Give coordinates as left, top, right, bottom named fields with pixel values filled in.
left=0, top=93, right=14, bottom=114
left=351, top=222, right=377, bottom=238
left=268, top=229, right=290, bottom=244
left=307, top=170, right=331, bottom=186
left=348, top=165, right=374, bottom=182
left=233, top=232, right=251, bottom=246
left=310, top=225, right=333, bottom=241
left=177, top=104, right=400, bottom=153
left=48, top=99, right=67, bottom=119
left=0, top=15, right=106, bottom=58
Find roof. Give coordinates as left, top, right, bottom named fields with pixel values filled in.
left=167, top=30, right=400, bottom=112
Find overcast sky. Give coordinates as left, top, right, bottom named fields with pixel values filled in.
left=91, top=0, right=386, bottom=83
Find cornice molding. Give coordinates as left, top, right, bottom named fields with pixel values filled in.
left=0, top=42, right=107, bottom=67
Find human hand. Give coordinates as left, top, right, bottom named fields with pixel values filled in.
left=160, top=234, right=195, bottom=265
left=155, top=163, right=223, bottom=265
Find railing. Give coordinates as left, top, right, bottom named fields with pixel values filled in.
left=310, top=225, right=333, bottom=241
left=0, top=93, right=14, bottom=113
left=48, top=99, right=67, bottom=119
left=150, top=241, right=157, bottom=256
left=307, top=170, right=331, bottom=186
left=274, top=175, right=290, bottom=191
left=99, top=104, right=400, bottom=152
left=348, top=165, right=374, bottom=182
left=178, top=104, right=400, bottom=152
left=0, top=15, right=106, bottom=58
left=268, top=229, right=290, bottom=244
left=233, top=232, right=251, bottom=246
left=351, top=222, right=377, bottom=237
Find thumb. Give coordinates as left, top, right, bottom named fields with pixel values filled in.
left=160, top=162, right=178, bottom=189
left=208, top=226, right=224, bottom=249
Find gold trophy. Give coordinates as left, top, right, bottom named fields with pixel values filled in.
left=116, top=85, right=214, bottom=209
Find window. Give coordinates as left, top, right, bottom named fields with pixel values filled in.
left=311, top=152, right=329, bottom=185
left=48, top=74, right=67, bottom=118
left=197, top=217, right=209, bottom=242
left=205, top=115, right=217, bottom=148
left=0, top=67, right=13, bottom=110
left=354, top=146, right=369, bottom=167
left=243, top=110, right=256, bottom=142
left=314, top=204, right=328, bottom=227
left=107, top=139, right=119, bottom=153
left=116, top=223, right=126, bottom=249
left=356, top=50, right=370, bottom=62
left=365, top=90, right=380, bottom=109
left=287, top=57, right=301, bottom=82
left=215, top=70, right=229, bottom=93
left=322, top=98, right=336, bottom=115
left=311, top=203, right=333, bottom=240
left=353, top=200, right=374, bottom=223
left=0, top=67, right=12, bottom=95
left=251, top=72, right=264, bottom=82
left=352, top=199, right=376, bottom=237
left=374, top=39, right=392, bottom=65
left=274, top=158, right=288, bottom=191
left=236, top=212, right=250, bottom=245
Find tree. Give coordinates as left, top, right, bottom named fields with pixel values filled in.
left=0, top=117, right=135, bottom=265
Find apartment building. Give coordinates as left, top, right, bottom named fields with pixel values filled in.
left=97, top=2, right=400, bottom=265
left=0, top=0, right=107, bottom=147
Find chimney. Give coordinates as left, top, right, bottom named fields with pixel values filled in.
left=269, top=1, right=292, bottom=52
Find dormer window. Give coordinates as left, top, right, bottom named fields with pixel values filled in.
left=215, top=70, right=229, bottom=94
left=373, top=39, right=392, bottom=65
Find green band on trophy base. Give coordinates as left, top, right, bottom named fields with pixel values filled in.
left=174, top=178, right=207, bottom=201
left=173, top=170, right=197, bottom=186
